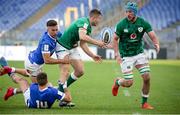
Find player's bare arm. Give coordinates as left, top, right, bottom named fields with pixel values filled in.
left=113, top=33, right=122, bottom=64
left=79, top=28, right=105, bottom=47
left=147, top=31, right=160, bottom=53
left=80, top=41, right=102, bottom=63
left=43, top=53, right=69, bottom=64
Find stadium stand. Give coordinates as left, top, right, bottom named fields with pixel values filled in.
left=138, top=0, right=180, bottom=30
left=0, top=0, right=179, bottom=58
left=0, top=0, right=50, bottom=31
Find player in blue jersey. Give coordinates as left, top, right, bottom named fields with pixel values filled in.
left=0, top=20, right=69, bottom=101
left=0, top=69, right=71, bottom=109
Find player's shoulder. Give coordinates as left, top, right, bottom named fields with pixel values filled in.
left=46, top=86, right=59, bottom=95
left=30, top=83, right=38, bottom=89
left=115, top=18, right=127, bottom=30
left=137, top=16, right=150, bottom=24
left=116, top=18, right=127, bottom=26
left=40, top=32, right=56, bottom=44
left=78, top=17, right=88, bottom=22
left=77, top=17, right=89, bottom=25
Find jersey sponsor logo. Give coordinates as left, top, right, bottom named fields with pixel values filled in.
left=43, top=44, right=49, bottom=52
left=83, top=23, right=88, bottom=29
left=138, top=27, right=143, bottom=32
left=130, top=33, right=137, bottom=39
left=124, top=29, right=128, bottom=33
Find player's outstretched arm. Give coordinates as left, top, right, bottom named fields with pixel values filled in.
left=79, top=28, right=105, bottom=47
left=43, top=53, right=69, bottom=64
left=147, top=31, right=160, bottom=53
left=80, top=41, right=102, bottom=63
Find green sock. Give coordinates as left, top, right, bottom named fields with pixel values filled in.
left=58, top=84, right=64, bottom=92
left=115, top=79, right=120, bottom=86
left=67, top=75, right=76, bottom=87
left=142, top=97, right=148, bottom=104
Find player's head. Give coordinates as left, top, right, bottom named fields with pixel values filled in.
left=37, top=72, right=48, bottom=86
left=46, top=20, right=58, bottom=38
left=89, top=9, right=102, bottom=26
left=125, top=2, right=138, bottom=21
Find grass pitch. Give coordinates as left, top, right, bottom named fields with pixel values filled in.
left=0, top=60, right=180, bottom=114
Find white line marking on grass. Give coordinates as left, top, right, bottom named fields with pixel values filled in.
left=132, top=112, right=141, bottom=115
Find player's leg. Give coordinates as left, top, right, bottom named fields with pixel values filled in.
left=0, top=57, right=23, bottom=100
left=66, top=48, right=83, bottom=87
left=112, top=57, right=134, bottom=96
left=135, top=53, right=153, bottom=109
left=4, top=58, right=43, bottom=100
left=24, top=57, right=44, bottom=83
left=0, top=57, right=14, bottom=76
left=68, top=59, right=84, bottom=86
left=56, top=44, right=75, bottom=107
left=10, top=73, right=30, bottom=107
left=4, top=73, right=29, bottom=101
left=56, top=44, right=71, bottom=92
left=58, top=62, right=70, bottom=92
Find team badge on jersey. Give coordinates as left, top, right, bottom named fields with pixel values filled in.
left=130, top=33, right=137, bottom=39
left=138, top=27, right=143, bottom=32
left=83, top=23, right=88, bottom=29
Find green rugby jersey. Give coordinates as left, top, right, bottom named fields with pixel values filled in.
left=115, top=17, right=152, bottom=57
left=57, top=17, right=92, bottom=50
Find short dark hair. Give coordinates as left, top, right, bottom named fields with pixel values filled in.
left=46, top=20, right=57, bottom=27
left=37, top=72, right=48, bottom=86
left=89, top=9, right=102, bottom=17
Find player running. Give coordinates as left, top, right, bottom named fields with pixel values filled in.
left=112, top=2, right=160, bottom=109
left=56, top=9, right=106, bottom=105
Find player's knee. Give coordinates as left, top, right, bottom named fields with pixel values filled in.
left=75, top=69, right=84, bottom=77
left=142, top=72, right=150, bottom=83
left=78, top=70, right=84, bottom=77
left=12, top=76, right=24, bottom=83
left=123, top=79, right=133, bottom=87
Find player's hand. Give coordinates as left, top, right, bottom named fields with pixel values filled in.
left=97, top=41, right=107, bottom=48
left=104, top=43, right=113, bottom=49
left=155, top=44, right=160, bottom=54
left=92, top=55, right=102, bottom=63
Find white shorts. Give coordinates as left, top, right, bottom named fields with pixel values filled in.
left=56, top=43, right=81, bottom=60
left=120, top=53, right=150, bottom=79
left=24, top=56, right=43, bottom=76
left=23, top=88, right=30, bottom=107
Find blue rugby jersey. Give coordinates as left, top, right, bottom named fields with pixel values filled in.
left=28, top=83, right=65, bottom=108
left=28, top=32, right=62, bottom=65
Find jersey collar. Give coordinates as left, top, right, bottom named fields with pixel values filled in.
left=47, top=32, right=56, bottom=41
left=39, top=87, right=48, bottom=92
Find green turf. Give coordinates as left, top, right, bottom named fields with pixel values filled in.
left=0, top=60, right=180, bottom=114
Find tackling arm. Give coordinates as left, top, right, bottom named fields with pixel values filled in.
left=147, top=31, right=160, bottom=53
left=43, top=53, right=69, bottom=64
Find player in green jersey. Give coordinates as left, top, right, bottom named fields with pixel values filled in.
left=112, top=2, right=160, bottom=109
left=56, top=9, right=106, bottom=106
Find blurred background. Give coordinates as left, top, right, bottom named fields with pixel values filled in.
left=0, top=0, right=180, bottom=60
